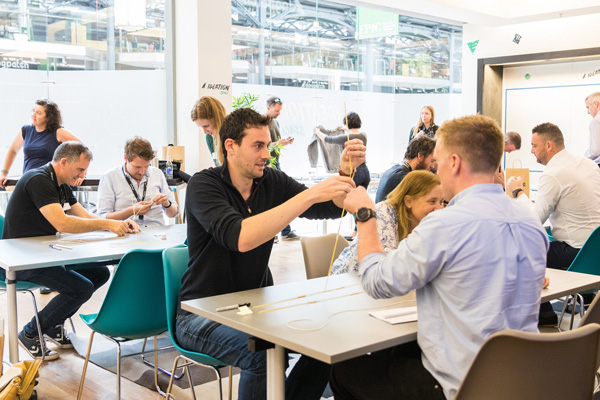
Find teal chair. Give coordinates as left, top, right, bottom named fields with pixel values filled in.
left=162, top=246, right=233, bottom=400
left=0, top=214, right=73, bottom=361
left=558, top=226, right=600, bottom=329
left=77, top=249, right=169, bottom=400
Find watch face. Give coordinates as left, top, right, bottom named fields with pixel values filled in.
left=356, top=207, right=375, bottom=222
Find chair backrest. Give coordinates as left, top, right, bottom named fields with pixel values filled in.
left=162, top=246, right=225, bottom=366
left=580, top=291, right=600, bottom=327
left=300, top=233, right=349, bottom=279
left=0, top=214, right=4, bottom=238
left=454, top=323, right=600, bottom=400
left=162, top=246, right=189, bottom=342
left=89, top=249, right=166, bottom=339
left=567, top=225, right=600, bottom=275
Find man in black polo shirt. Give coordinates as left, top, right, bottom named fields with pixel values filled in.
left=375, top=136, right=436, bottom=202
left=177, top=108, right=365, bottom=399
left=2, top=141, right=139, bottom=360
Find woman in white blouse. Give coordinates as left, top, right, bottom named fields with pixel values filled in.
left=331, top=170, right=444, bottom=275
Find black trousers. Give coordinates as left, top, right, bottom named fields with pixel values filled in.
left=540, top=240, right=581, bottom=315
left=330, top=341, right=446, bottom=400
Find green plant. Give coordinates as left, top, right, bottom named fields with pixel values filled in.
left=232, top=93, right=260, bottom=111
left=267, top=142, right=285, bottom=168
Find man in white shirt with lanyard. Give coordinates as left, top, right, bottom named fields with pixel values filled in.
left=98, top=136, right=178, bottom=226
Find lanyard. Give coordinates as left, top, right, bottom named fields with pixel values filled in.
left=122, top=166, right=147, bottom=203
left=401, top=160, right=412, bottom=171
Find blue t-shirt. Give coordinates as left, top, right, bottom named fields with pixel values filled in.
left=21, top=124, right=61, bottom=173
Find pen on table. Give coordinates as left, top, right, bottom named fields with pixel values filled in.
left=49, top=244, right=72, bottom=251
left=49, top=244, right=62, bottom=251
left=216, top=303, right=251, bottom=312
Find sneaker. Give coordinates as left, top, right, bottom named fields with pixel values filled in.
left=18, top=330, right=60, bottom=360
left=39, top=287, right=52, bottom=294
left=44, top=324, right=73, bottom=348
left=282, top=231, right=300, bottom=241
left=538, top=312, right=558, bottom=327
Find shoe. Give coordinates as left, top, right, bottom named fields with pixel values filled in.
left=282, top=231, right=300, bottom=241
left=538, top=312, right=558, bottom=327
left=44, top=324, right=73, bottom=348
left=18, top=330, right=60, bottom=360
left=39, top=287, right=52, bottom=294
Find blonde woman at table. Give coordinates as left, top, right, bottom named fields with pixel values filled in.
left=191, top=96, right=226, bottom=166
left=331, top=170, right=444, bottom=275
left=0, top=99, right=83, bottom=188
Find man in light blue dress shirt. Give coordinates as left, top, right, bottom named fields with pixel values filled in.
left=98, top=137, right=178, bottom=227
left=332, top=115, right=548, bottom=400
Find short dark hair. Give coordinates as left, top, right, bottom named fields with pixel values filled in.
left=220, top=108, right=271, bottom=157
left=124, top=136, right=156, bottom=161
left=36, top=99, right=62, bottom=132
left=505, top=131, right=521, bottom=150
left=344, top=112, right=362, bottom=129
left=532, top=122, right=565, bottom=148
left=267, top=96, right=282, bottom=107
left=404, top=136, right=436, bottom=160
left=53, top=141, right=93, bottom=163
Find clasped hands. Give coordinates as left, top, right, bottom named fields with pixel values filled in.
left=132, top=194, right=170, bottom=216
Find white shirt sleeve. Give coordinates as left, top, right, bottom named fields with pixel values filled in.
left=586, top=118, right=600, bottom=161
left=96, top=172, right=117, bottom=219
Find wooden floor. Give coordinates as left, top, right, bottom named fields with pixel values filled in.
left=0, top=239, right=306, bottom=400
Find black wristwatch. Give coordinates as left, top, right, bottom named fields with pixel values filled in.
left=355, top=207, right=377, bottom=222
left=512, top=188, right=523, bottom=198
left=164, top=200, right=172, bottom=209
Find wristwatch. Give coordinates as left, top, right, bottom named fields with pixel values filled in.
left=355, top=207, right=377, bottom=222
left=512, top=188, right=523, bottom=198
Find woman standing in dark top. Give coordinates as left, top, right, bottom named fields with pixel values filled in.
left=408, top=105, right=438, bottom=142
left=313, top=111, right=370, bottom=189
left=0, top=99, right=82, bottom=187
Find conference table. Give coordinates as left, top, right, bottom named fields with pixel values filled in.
left=182, top=268, right=600, bottom=400
left=0, top=223, right=187, bottom=364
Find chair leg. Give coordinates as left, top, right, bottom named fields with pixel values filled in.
left=165, top=355, right=183, bottom=400
left=228, top=365, right=233, bottom=400
left=77, top=331, right=96, bottom=400
left=185, top=363, right=197, bottom=400
left=211, top=366, right=223, bottom=400
left=152, top=336, right=167, bottom=396
left=140, top=337, right=186, bottom=380
left=558, top=295, right=570, bottom=329
left=25, top=290, right=46, bottom=362
left=102, top=336, right=123, bottom=400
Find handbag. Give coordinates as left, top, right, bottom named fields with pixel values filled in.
left=0, top=359, right=41, bottom=400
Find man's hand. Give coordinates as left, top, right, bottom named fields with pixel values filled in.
left=132, top=201, right=153, bottom=215
left=305, top=176, right=355, bottom=207
left=543, top=276, right=550, bottom=289
left=152, top=193, right=170, bottom=207
left=507, top=176, right=524, bottom=196
left=0, top=171, right=7, bottom=188
left=343, top=186, right=375, bottom=214
left=279, top=136, right=294, bottom=146
left=107, top=219, right=141, bottom=236
left=340, top=139, right=366, bottom=175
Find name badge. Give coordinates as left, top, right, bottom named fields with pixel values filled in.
left=62, top=202, right=71, bottom=211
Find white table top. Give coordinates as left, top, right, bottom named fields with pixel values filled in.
left=182, top=268, right=600, bottom=365
left=183, top=274, right=417, bottom=365
left=0, top=224, right=186, bottom=272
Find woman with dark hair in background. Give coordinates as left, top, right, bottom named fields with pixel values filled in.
left=0, top=99, right=82, bottom=188
left=313, top=111, right=370, bottom=189
left=191, top=96, right=227, bottom=166
left=409, top=105, right=438, bottom=142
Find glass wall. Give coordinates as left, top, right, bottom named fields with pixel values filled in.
left=0, top=0, right=167, bottom=178
left=231, top=0, right=462, bottom=94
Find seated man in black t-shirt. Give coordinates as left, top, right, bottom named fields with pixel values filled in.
left=1, top=141, right=140, bottom=360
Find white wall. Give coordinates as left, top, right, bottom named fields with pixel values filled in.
left=462, top=13, right=600, bottom=114
left=233, top=83, right=461, bottom=178
left=0, top=69, right=167, bottom=176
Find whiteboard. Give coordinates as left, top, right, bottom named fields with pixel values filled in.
left=502, top=60, right=600, bottom=191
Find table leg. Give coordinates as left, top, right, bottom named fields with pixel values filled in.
left=266, top=344, right=285, bottom=400
left=6, top=270, right=19, bottom=364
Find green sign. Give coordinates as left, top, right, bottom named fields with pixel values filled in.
left=357, top=7, right=398, bottom=40
left=467, top=40, right=479, bottom=54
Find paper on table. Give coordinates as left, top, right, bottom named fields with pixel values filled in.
left=370, top=306, right=418, bottom=325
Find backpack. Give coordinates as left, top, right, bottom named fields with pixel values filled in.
left=0, top=359, right=41, bottom=400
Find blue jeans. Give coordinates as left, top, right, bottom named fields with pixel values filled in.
left=15, top=264, right=110, bottom=336
left=176, top=313, right=330, bottom=400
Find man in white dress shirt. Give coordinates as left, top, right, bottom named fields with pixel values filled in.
left=508, top=122, right=600, bottom=323
left=98, top=136, right=178, bottom=226
left=585, top=92, right=600, bottom=166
